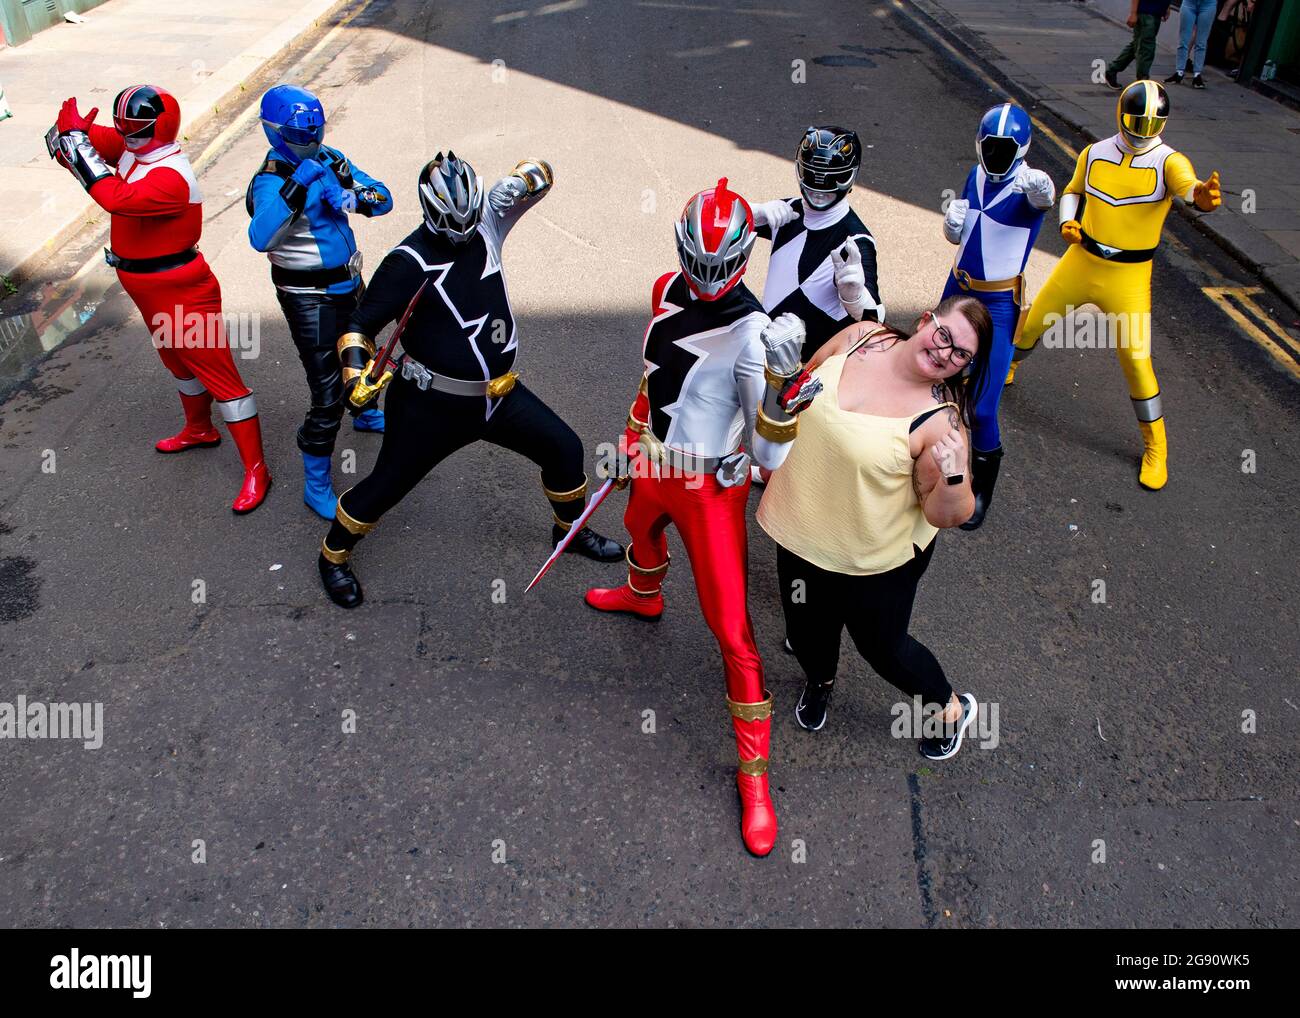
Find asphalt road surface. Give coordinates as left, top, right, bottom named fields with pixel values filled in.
left=0, top=0, right=1296, bottom=928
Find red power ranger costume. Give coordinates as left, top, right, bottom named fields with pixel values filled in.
left=586, top=179, right=819, bottom=857
left=48, top=86, right=270, bottom=513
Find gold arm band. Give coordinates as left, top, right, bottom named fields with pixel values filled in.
left=737, top=755, right=769, bottom=777
left=755, top=408, right=798, bottom=443
left=543, top=474, right=588, bottom=502
left=342, top=365, right=365, bottom=384
left=334, top=499, right=377, bottom=536
left=764, top=364, right=797, bottom=390
left=627, top=544, right=670, bottom=578
left=627, top=375, right=651, bottom=432
left=486, top=370, right=520, bottom=398
left=727, top=693, right=774, bottom=722
left=513, top=158, right=554, bottom=191
left=337, top=331, right=375, bottom=359
left=320, top=540, right=351, bottom=565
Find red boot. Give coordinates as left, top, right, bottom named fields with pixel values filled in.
left=155, top=391, right=220, bottom=453
left=729, top=693, right=777, bottom=857
left=584, top=544, right=667, bottom=620
left=226, top=415, right=272, bottom=514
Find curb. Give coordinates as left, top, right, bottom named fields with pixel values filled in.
left=903, top=0, right=1300, bottom=318
left=3, top=0, right=353, bottom=287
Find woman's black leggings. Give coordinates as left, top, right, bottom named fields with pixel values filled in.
left=775, top=541, right=953, bottom=709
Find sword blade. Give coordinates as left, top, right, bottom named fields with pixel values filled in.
left=369, top=278, right=429, bottom=383
left=524, top=476, right=617, bottom=594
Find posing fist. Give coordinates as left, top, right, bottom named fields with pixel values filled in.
left=1193, top=171, right=1221, bottom=212
left=1060, top=219, right=1083, bottom=245
left=290, top=157, right=327, bottom=187
left=57, top=98, right=98, bottom=134
left=752, top=199, right=798, bottom=231
left=488, top=174, right=528, bottom=216
left=943, top=198, right=969, bottom=243
left=760, top=312, right=807, bottom=376
left=1014, top=166, right=1055, bottom=210
left=930, top=427, right=968, bottom=481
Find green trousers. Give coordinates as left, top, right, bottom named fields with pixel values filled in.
left=1109, top=13, right=1161, bottom=80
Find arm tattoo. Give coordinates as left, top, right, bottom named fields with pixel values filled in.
left=931, top=382, right=960, bottom=429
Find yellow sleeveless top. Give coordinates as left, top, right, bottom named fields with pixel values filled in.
left=756, top=347, right=954, bottom=576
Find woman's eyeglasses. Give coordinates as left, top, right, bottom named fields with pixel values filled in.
left=925, top=311, right=974, bottom=366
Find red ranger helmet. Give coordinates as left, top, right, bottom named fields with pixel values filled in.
left=113, top=85, right=181, bottom=153
left=674, top=177, right=756, bottom=301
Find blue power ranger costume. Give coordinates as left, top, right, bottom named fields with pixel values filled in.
left=246, top=84, right=393, bottom=519
left=940, top=102, right=1054, bottom=530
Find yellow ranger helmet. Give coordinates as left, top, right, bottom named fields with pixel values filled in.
left=1116, top=80, right=1169, bottom=153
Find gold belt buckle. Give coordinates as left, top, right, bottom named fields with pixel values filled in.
left=486, top=370, right=519, bottom=398
left=954, top=268, right=973, bottom=291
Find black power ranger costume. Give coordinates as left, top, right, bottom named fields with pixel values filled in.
left=317, top=153, right=624, bottom=608
left=752, top=126, right=884, bottom=360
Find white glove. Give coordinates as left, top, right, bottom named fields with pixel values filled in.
left=1014, top=165, right=1056, bottom=210
left=943, top=198, right=969, bottom=244
left=759, top=313, right=806, bottom=376
left=830, top=241, right=865, bottom=305
left=752, top=199, right=798, bottom=231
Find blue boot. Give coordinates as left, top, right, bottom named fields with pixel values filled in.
left=302, top=452, right=338, bottom=520
left=353, top=408, right=385, bottom=432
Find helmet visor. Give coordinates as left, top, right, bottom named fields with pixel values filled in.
left=114, top=114, right=155, bottom=139
left=1120, top=112, right=1165, bottom=139
left=979, top=135, right=1020, bottom=177
left=798, top=163, right=855, bottom=191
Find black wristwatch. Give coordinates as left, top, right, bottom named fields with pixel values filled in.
left=945, top=473, right=965, bottom=486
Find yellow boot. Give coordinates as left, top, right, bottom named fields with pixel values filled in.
left=1138, top=419, right=1168, bottom=490
left=1004, top=360, right=1019, bottom=386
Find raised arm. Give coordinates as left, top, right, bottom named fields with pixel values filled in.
left=739, top=313, right=820, bottom=472
left=486, top=159, right=553, bottom=242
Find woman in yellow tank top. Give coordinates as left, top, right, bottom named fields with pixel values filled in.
left=756, top=295, right=993, bottom=760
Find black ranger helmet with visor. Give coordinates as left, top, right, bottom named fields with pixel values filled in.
left=418, top=151, right=484, bottom=244
left=796, top=125, right=861, bottom=211
left=1116, top=80, right=1169, bottom=154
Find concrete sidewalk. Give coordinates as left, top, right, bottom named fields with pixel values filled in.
left=911, top=0, right=1300, bottom=313
left=0, top=0, right=349, bottom=285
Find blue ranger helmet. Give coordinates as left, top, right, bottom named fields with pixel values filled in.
left=976, top=103, right=1032, bottom=182
left=260, top=84, right=325, bottom=163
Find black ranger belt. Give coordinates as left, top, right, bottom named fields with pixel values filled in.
left=271, top=263, right=357, bottom=289
left=105, top=247, right=198, bottom=274
left=1079, top=230, right=1157, bottom=264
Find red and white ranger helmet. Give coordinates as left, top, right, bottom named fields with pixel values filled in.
left=674, top=177, right=756, bottom=301
left=112, top=85, right=181, bottom=153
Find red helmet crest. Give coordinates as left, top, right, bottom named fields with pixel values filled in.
left=674, top=177, right=756, bottom=301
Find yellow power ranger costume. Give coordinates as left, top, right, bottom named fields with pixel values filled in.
left=1009, top=81, right=1221, bottom=490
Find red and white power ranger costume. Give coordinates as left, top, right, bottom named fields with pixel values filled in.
left=586, top=179, right=819, bottom=857
left=48, top=86, right=270, bottom=513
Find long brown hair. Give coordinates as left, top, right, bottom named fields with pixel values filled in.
left=909, top=295, right=994, bottom=428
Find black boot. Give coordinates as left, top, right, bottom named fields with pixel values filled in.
left=960, top=446, right=1004, bottom=531
left=553, top=523, right=625, bottom=562
left=318, top=552, right=364, bottom=609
